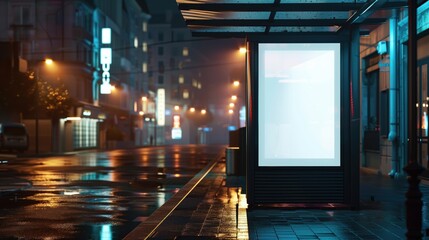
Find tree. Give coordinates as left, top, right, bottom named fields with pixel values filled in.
left=36, top=79, right=73, bottom=119
left=0, top=71, right=36, bottom=114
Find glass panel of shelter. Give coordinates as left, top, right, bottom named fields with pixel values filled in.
left=418, top=61, right=429, bottom=168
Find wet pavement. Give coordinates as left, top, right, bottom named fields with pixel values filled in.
left=3, top=146, right=429, bottom=239
left=131, top=159, right=429, bottom=240
left=0, top=145, right=224, bottom=239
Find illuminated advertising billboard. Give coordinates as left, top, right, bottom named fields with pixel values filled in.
left=258, top=43, right=341, bottom=167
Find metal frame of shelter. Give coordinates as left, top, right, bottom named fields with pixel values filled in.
left=176, top=0, right=408, bottom=208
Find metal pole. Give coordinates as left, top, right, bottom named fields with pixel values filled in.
left=154, top=97, right=157, bottom=146
left=405, top=0, right=424, bottom=239
left=35, top=66, right=39, bottom=155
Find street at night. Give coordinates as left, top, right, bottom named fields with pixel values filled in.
left=0, top=145, right=224, bottom=239
left=1, top=0, right=429, bottom=239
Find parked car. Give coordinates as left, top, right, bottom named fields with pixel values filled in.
left=0, top=123, right=29, bottom=152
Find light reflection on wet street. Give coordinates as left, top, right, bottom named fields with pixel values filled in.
left=0, top=145, right=223, bottom=239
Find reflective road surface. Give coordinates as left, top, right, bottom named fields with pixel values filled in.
left=0, top=145, right=224, bottom=239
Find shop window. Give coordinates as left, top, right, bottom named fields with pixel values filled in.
left=380, top=90, right=389, bottom=137
left=363, top=69, right=380, bottom=151
left=73, top=118, right=98, bottom=149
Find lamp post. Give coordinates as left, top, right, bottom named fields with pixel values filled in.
left=33, top=58, right=54, bottom=154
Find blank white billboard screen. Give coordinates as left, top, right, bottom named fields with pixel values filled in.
left=258, top=43, right=341, bottom=167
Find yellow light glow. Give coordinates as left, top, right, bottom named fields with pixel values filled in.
left=201, top=109, right=206, bottom=114
left=45, top=58, right=54, bottom=65
left=239, top=47, right=247, bottom=54
left=142, top=96, right=147, bottom=101
left=233, top=80, right=240, bottom=87
left=229, top=109, right=234, bottom=114
left=190, top=107, right=195, bottom=113
left=231, top=95, right=237, bottom=101
left=111, top=85, right=116, bottom=91
left=229, top=103, right=235, bottom=108
left=139, top=111, right=144, bottom=116
left=65, top=117, right=82, bottom=121
left=174, top=105, right=180, bottom=111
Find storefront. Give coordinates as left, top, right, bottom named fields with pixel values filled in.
left=60, top=105, right=105, bottom=152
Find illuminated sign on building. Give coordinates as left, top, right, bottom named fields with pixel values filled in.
left=173, top=115, right=181, bottom=128
left=100, top=28, right=112, bottom=94
left=157, top=89, right=165, bottom=126
left=172, top=114, right=182, bottom=139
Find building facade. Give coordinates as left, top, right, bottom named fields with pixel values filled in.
left=360, top=3, right=429, bottom=176
left=0, top=0, right=150, bottom=153
left=147, top=11, right=207, bottom=145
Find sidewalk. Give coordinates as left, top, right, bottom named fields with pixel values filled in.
left=125, top=157, right=429, bottom=240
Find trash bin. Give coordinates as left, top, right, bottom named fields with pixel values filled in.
left=225, top=147, right=239, bottom=175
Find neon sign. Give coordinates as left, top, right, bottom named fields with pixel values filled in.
left=100, top=28, right=112, bottom=94
left=157, top=89, right=165, bottom=126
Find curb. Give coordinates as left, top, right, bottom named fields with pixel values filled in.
left=123, top=152, right=223, bottom=240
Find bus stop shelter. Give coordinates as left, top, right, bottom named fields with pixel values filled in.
left=176, top=0, right=409, bottom=209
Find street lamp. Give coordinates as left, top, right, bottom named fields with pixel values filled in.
left=33, top=58, right=54, bottom=154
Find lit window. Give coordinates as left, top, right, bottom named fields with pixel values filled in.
left=179, top=74, right=184, bottom=84
left=142, top=62, right=147, bottom=73
left=192, top=79, right=198, bottom=87
left=197, top=83, right=202, bottom=89
left=183, top=90, right=189, bottom=99
left=142, top=22, right=147, bottom=32
left=142, top=42, right=147, bottom=52
left=182, top=47, right=189, bottom=56
left=134, top=37, right=138, bottom=48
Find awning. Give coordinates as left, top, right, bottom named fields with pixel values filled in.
left=176, top=0, right=408, bottom=37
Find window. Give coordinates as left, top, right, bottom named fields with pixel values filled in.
left=142, top=42, right=147, bottom=52
left=380, top=90, right=389, bottom=137
left=182, top=47, right=189, bottom=57
left=158, top=47, right=164, bottom=56
left=142, top=62, right=147, bottom=73
left=158, top=32, right=164, bottom=41
left=142, top=22, right=148, bottom=32
left=179, top=74, right=184, bottom=84
left=73, top=118, right=98, bottom=149
left=158, top=75, right=164, bottom=85
left=183, top=90, right=189, bottom=99
left=158, top=61, right=164, bottom=73
left=134, top=37, right=139, bottom=48
left=12, top=5, right=31, bottom=25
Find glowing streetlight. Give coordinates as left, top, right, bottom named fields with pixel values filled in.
left=174, top=105, right=180, bottom=111
left=142, top=96, right=147, bottom=101
left=139, top=111, right=144, bottom=116
left=110, top=85, right=116, bottom=91
left=201, top=109, right=207, bottom=115
left=229, top=103, right=235, bottom=108
left=239, top=47, right=247, bottom=54
left=233, top=80, right=240, bottom=87
left=34, top=58, right=56, bottom=154
left=45, top=58, right=54, bottom=65
left=229, top=109, right=234, bottom=114
left=231, top=95, right=237, bottom=101
left=190, top=107, right=195, bottom=113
